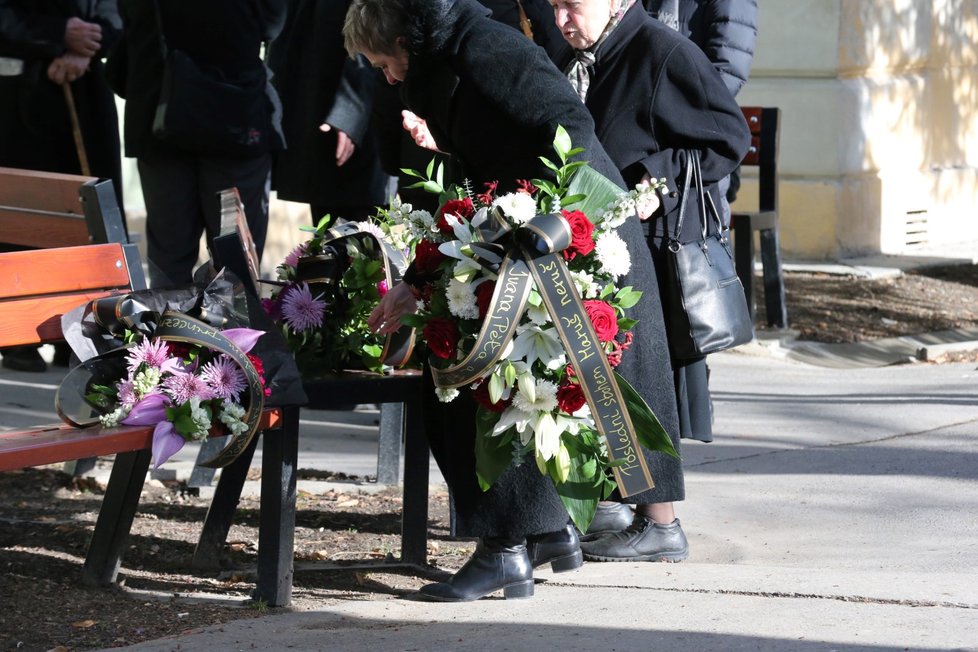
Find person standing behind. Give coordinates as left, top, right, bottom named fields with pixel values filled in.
left=0, top=0, right=123, bottom=372
left=644, top=0, right=758, bottom=221
left=552, top=0, right=750, bottom=562
left=267, top=0, right=393, bottom=226
left=111, top=0, right=286, bottom=289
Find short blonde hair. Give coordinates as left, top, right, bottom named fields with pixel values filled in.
left=343, top=0, right=407, bottom=57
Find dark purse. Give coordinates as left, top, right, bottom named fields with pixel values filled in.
left=151, top=1, right=271, bottom=157
left=664, top=150, right=754, bottom=360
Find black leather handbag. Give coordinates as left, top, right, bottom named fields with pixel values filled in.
left=151, top=1, right=271, bottom=158
left=664, top=150, right=754, bottom=360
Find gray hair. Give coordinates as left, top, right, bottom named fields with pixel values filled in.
left=343, top=0, right=408, bottom=58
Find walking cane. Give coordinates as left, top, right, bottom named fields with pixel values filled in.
left=61, top=82, right=92, bottom=176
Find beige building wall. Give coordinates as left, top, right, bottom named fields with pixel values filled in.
left=733, top=0, right=978, bottom=259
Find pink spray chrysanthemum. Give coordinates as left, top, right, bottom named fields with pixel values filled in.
left=117, top=380, right=137, bottom=408
left=281, top=283, right=326, bottom=332
left=161, top=371, right=213, bottom=404
left=284, top=242, right=310, bottom=269
left=125, top=337, right=172, bottom=373
left=198, top=355, right=247, bottom=401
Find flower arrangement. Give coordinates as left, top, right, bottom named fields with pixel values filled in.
left=86, top=326, right=268, bottom=468
left=263, top=218, right=400, bottom=376
left=377, top=127, right=678, bottom=529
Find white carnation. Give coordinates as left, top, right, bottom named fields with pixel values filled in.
left=512, top=379, right=559, bottom=413
left=492, top=192, right=538, bottom=224
left=595, top=231, right=631, bottom=279
left=446, top=278, right=479, bottom=319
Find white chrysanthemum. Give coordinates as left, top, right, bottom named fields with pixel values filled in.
left=435, top=387, right=460, bottom=402
left=571, top=270, right=599, bottom=299
left=446, top=278, right=479, bottom=319
left=595, top=231, right=631, bottom=278
left=512, top=379, right=559, bottom=413
left=492, top=192, right=537, bottom=224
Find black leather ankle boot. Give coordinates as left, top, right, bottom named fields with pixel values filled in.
left=526, top=524, right=583, bottom=572
left=418, top=537, right=534, bottom=602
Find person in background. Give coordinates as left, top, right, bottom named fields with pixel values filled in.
left=478, top=0, right=566, bottom=56
left=645, top=0, right=757, bottom=222
left=348, top=0, right=682, bottom=601
left=0, top=0, right=123, bottom=372
left=552, top=0, right=750, bottom=560
left=267, top=0, right=393, bottom=226
left=109, top=0, right=286, bottom=289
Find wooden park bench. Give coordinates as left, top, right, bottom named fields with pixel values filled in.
left=730, top=107, right=789, bottom=328
left=0, top=242, right=302, bottom=606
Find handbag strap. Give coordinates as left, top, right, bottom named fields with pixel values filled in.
left=691, top=151, right=724, bottom=237
left=674, top=149, right=725, bottom=245
left=671, top=149, right=695, bottom=245
left=152, top=0, right=169, bottom=59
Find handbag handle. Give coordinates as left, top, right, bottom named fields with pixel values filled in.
left=151, top=0, right=169, bottom=59
left=673, top=149, right=725, bottom=247
left=671, top=149, right=695, bottom=247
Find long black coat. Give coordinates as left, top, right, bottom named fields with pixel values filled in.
left=0, top=0, right=122, bottom=198
left=113, top=0, right=285, bottom=159
left=266, top=0, right=391, bottom=212
left=400, top=0, right=683, bottom=535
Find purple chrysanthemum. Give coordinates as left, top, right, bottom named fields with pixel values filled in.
left=198, top=355, right=247, bottom=400
left=162, top=371, right=213, bottom=404
left=284, top=243, right=310, bottom=269
left=281, top=282, right=326, bottom=332
left=117, top=380, right=137, bottom=408
left=126, top=337, right=172, bottom=373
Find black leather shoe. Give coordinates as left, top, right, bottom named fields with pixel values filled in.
left=584, top=502, right=634, bottom=536
left=418, top=537, right=534, bottom=601
left=581, top=516, right=688, bottom=562
left=526, top=524, right=583, bottom=573
left=1, top=346, right=47, bottom=373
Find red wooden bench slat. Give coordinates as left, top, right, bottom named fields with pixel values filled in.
left=0, top=166, right=94, bottom=216
left=0, top=243, right=132, bottom=297
left=0, top=290, right=127, bottom=346
left=0, top=210, right=90, bottom=248
left=0, top=409, right=281, bottom=472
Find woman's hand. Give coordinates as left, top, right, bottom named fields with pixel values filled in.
left=635, top=173, right=662, bottom=221
left=367, top=281, right=418, bottom=335
left=402, top=110, right=443, bottom=152
left=64, top=17, right=102, bottom=57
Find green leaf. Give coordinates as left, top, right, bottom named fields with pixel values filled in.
left=617, top=317, right=638, bottom=331
left=613, top=371, right=680, bottom=459
left=553, top=124, right=572, bottom=160
left=474, top=407, right=514, bottom=491
left=425, top=157, right=435, bottom=179
left=422, top=180, right=443, bottom=194
left=400, top=313, right=427, bottom=329
left=553, top=447, right=602, bottom=532
left=565, top=164, right=626, bottom=219
left=615, top=287, right=643, bottom=309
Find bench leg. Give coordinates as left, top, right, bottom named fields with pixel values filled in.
left=187, top=436, right=227, bottom=488
left=192, top=436, right=259, bottom=569
left=732, top=218, right=757, bottom=323
left=759, top=228, right=789, bottom=328
left=377, top=403, right=402, bottom=485
left=255, top=406, right=299, bottom=607
left=81, top=449, right=151, bottom=586
left=400, top=398, right=429, bottom=566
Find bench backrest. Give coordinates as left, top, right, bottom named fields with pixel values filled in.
left=739, top=107, right=781, bottom=215
left=0, top=167, right=128, bottom=248
left=0, top=242, right=145, bottom=348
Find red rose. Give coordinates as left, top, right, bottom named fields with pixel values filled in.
left=561, top=209, right=595, bottom=261
left=583, top=300, right=619, bottom=342
left=475, top=280, right=496, bottom=319
left=556, top=382, right=587, bottom=414
left=413, top=239, right=447, bottom=277
left=436, top=197, right=475, bottom=233
left=471, top=380, right=510, bottom=413
left=423, top=317, right=460, bottom=359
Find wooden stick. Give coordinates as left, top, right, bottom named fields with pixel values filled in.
left=61, top=82, right=92, bottom=176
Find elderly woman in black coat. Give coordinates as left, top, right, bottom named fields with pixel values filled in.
left=345, top=0, right=683, bottom=601
left=551, top=0, right=750, bottom=562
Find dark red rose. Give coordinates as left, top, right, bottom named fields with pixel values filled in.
left=583, top=299, right=619, bottom=342
left=561, top=209, right=596, bottom=261
left=423, top=317, right=460, bottom=359
left=556, top=382, right=587, bottom=414
left=471, top=380, right=511, bottom=413
left=475, top=280, right=496, bottom=319
left=413, top=239, right=447, bottom=277
left=436, top=197, right=475, bottom=233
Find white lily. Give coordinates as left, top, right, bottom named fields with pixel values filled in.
left=509, top=322, right=566, bottom=371
left=533, top=411, right=561, bottom=460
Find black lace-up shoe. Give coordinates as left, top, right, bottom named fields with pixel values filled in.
left=580, top=516, right=689, bottom=562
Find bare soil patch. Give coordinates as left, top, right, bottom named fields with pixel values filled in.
left=2, top=262, right=977, bottom=651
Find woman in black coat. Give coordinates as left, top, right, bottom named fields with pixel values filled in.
left=553, top=0, right=750, bottom=561
left=345, top=0, right=682, bottom=601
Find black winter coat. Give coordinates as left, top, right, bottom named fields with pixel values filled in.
left=560, top=5, right=750, bottom=247
left=0, top=0, right=122, bottom=193
left=644, top=0, right=758, bottom=97
left=113, top=0, right=286, bottom=159
left=266, top=0, right=391, bottom=210
left=399, top=0, right=684, bottom=533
